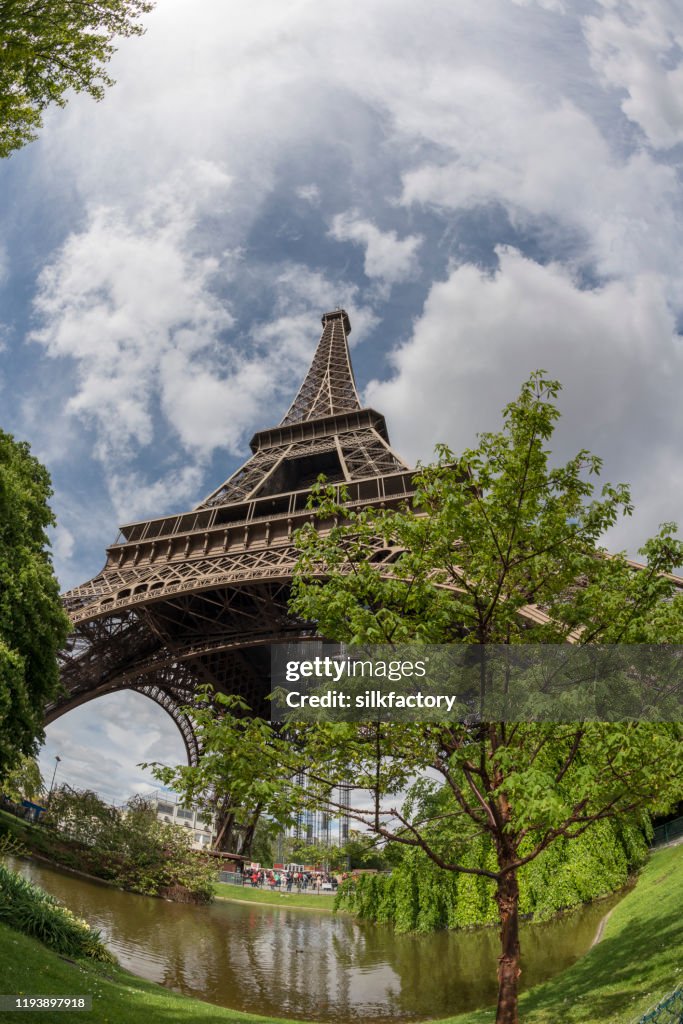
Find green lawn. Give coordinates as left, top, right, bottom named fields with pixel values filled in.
left=1, top=838, right=681, bottom=1024
left=214, top=881, right=335, bottom=910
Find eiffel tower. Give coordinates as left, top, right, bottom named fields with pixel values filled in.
left=49, top=310, right=415, bottom=764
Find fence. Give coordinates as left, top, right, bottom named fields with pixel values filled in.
left=651, top=816, right=683, bottom=847
left=636, top=987, right=683, bottom=1023
left=218, top=871, right=244, bottom=886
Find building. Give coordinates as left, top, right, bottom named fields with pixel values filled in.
left=146, top=791, right=216, bottom=850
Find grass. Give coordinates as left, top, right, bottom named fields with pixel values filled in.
left=0, top=921, right=296, bottom=1024
left=214, top=881, right=335, bottom=910
left=438, top=843, right=683, bottom=1024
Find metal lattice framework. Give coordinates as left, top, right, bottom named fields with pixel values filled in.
left=48, top=310, right=415, bottom=760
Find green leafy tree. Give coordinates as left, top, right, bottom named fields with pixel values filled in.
left=283, top=373, right=683, bottom=1024
left=2, top=755, right=44, bottom=803
left=142, top=374, right=683, bottom=1023
left=342, top=830, right=398, bottom=870
left=0, top=0, right=154, bottom=157
left=284, top=838, right=347, bottom=872
left=0, top=430, right=70, bottom=784
left=249, top=816, right=276, bottom=866
left=44, top=787, right=216, bottom=901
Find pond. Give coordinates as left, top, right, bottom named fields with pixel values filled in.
left=10, top=857, right=622, bottom=1022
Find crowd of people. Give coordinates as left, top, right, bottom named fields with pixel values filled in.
left=244, top=868, right=338, bottom=892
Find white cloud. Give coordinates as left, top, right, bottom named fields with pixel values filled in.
left=295, top=184, right=321, bottom=206
left=584, top=1, right=683, bottom=149
left=511, top=0, right=565, bottom=10
left=22, top=0, right=683, bottom=310
left=400, top=82, right=682, bottom=292
left=330, top=211, right=423, bottom=289
left=367, top=247, right=682, bottom=553
left=40, top=691, right=186, bottom=804
left=50, top=523, right=75, bottom=562
left=30, top=162, right=235, bottom=460
left=108, top=465, right=205, bottom=523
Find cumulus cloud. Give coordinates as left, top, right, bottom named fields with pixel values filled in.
left=329, top=211, right=423, bottom=290
left=584, top=0, right=683, bottom=149
left=30, top=161, right=235, bottom=459
left=108, top=466, right=206, bottom=524
left=28, top=173, right=377, bottom=524
left=367, top=247, right=683, bottom=552
left=400, top=83, right=682, bottom=292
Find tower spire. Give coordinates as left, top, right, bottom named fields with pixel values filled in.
left=280, top=309, right=361, bottom=425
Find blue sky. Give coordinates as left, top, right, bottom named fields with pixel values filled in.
left=2, top=0, right=683, bottom=801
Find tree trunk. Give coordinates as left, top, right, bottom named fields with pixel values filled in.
left=494, top=866, right=521, bottom=1024
left=240, top=804, right=263, bottom=859
left=212, top=808, right=235, bottom=851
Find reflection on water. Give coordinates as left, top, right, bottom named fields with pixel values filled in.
left=9, top=857, right=622, bottom=1022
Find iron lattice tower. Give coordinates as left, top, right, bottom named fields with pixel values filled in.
left=50, top=311, right=415, bottom=762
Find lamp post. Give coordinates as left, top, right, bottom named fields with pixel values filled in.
left=47, top=755, right=61, bottom=804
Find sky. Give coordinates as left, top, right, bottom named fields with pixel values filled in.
left=1, top=0, right=683, bottom=802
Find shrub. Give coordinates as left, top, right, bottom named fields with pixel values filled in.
left=335, top=815, right=649, bottom=933
left=0, top=863, right=113, bottom=962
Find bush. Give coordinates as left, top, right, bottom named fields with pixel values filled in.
left=335, top=815, right=650, bottom=933
left=0, top=863, right=113, bottom=961
left=29, top=789, right=217, bottom=902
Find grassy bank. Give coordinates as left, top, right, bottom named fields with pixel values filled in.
left=0, top=921, right=295, bottom=1024
left=439, top=843, right=683, bottom=1024
left=214, top=881, right=335, bottom=910
left=0, top=842, right=680, bottom=1024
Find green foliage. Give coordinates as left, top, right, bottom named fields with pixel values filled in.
left=335, top=816, right=649, bottom=932
left=143, top=689, right=300, bottom=854
left=286, top=373, right=683, bottom=1022
left=291, top=373, right=683, bottom=646
left=2, top=755, right=44, bottom=803
left=0, top=430, right=70, bottom=785
left=0, top=830, right=24, bottom=861
left=0, top=0, right=154, bottom=157
left=284, top=838, right=348, bottom=871
left=0, top=862, right=113, bottom=961
left=42, top=787, right=216, bottom=902
left=248, top=817, right=276, bottom=866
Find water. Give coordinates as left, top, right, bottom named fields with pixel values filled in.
left=9, top=857, right=622, bottom=1022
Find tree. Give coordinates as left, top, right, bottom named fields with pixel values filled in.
left=44, top=786, right=217, bottom=901
left=143, top=374, right=683, bottom=1023
left=144, top=689, right=299, bottom=855
left=282, top=373, right=683, bottom=1023
left=2, top=754, right=44, bottom=802
left=0, top=0, right=154, bottom=158
left=0, top=429, right=70, bottom=784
